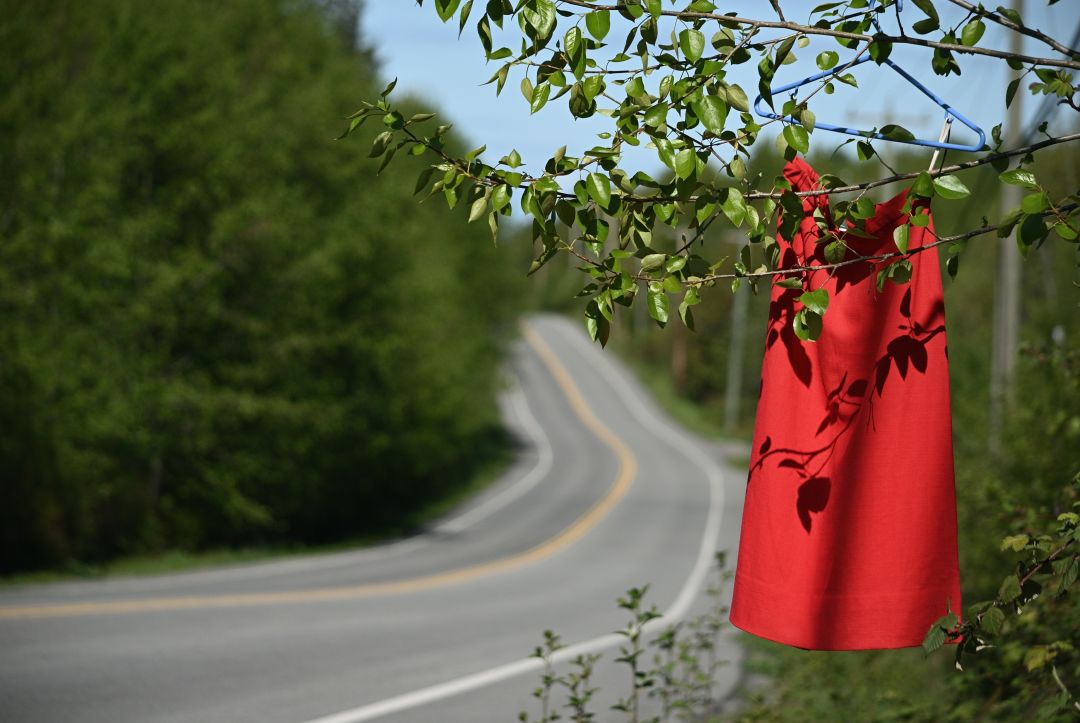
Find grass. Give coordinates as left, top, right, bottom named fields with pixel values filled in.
left=727, top=636, right=953, bottom=722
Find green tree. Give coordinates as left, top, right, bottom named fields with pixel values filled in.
left=0, top=0, right=523, bottom=572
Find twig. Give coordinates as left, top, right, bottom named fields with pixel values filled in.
left=758, top=131, right=1080, bottom=199
left=943, top=0, right=1080, bottom=60
left=554, top=0, right=1080, bottom=70
left=669, top=202, right=1079, bottom=284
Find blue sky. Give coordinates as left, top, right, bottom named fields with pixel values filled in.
left=361, top=2, right=1077, bottom=176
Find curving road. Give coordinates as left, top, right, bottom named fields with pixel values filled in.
left=0, top=314, right=747, bottom=723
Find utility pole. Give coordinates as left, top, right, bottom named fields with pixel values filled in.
left=990, top=0, right=1024, bottom=454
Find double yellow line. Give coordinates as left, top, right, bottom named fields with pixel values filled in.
left=0, top=323, right=637, bottom=620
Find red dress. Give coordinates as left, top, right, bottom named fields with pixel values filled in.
left=729, top=157, right=961, bottom=650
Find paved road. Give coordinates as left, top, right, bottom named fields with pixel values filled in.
left=0, top=314, right=747, bottom=723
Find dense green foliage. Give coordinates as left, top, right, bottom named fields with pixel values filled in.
left=0, top=0, right=523, bottom=573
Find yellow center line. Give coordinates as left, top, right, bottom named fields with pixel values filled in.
left=0, top=322, right=637, bottom=621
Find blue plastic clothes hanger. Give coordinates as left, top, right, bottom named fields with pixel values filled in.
left=753, top=0, right=986, bottom=152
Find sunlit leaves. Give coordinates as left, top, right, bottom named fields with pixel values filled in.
left=434, top=0, right=460, bottom=23
left=674, top=148, right=696, bottom=179
left=893, top=224, right=910, bottom=254
left=530, top=82, right=551, bottom=113
left=932, top=175, right=971, bottom=200
left=793, top=308, right=823, bottom=342
left=799, top=288, right=829, bottom=315
left=679, top=28, right=705, bottom=63
left=647, top=285, right=669, bottom=326
left=521, top=0, right=556, bottom=39
left=783, top=124, right=810, bottom=153
left=720, top=188, right=747, bottom=227
left=585, top=10, right=610, bottom=41
left=725, top=84, right=750, bottom=112
left=586, top=171, right=611, bottom=209
left=961, top=19, right=986, bottom=46
left=816, top=51, right=839, bottom=70
left=1000, top=168, right=1039, bottom=189
left=692, top=95, right=728, bottom=135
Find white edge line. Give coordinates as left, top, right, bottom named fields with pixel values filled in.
left=435, top=382, right=554, bottom=534
left=301, top=317, right=729, bottom=723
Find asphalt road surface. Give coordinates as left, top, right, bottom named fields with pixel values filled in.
left=0, top=314, right=748, bottom=723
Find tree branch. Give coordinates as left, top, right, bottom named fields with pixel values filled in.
left=760, top=131, right=1080, bottom=199
left=943, top=0, right=1080, bottom=60
left=672, top=203, right=1079, bottom=284
left=555, top=0, right=1080, bottom=70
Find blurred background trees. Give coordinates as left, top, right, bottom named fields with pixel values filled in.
left=0, top=0, right=524, bottom=573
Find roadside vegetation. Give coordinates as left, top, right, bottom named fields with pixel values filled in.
left=0, top=0, right=525, bottom=575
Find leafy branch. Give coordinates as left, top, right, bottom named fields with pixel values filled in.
left=362, top=0, right=1080, bottom=349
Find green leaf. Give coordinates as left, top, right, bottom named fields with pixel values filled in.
left=1018, top=213, right=1048, bottom=251
left=585, top=10, right=610, bottom=41
left=522, top=0, right=556, bottom=39
left=1005, top=77, right=1021, bottom=108
left=981, top=606, right=1006, bottom=635
left=996, top=4, right=1022, bottom=25
left=922, top=623, right=946, bottom=655
left=720, top=188, right=746, bottom=227
left=816, top=51, right=839, bottom=70
left=857, top=140, right=875, bottom=160
left=640, top=253, right=666, bottom=272
left=1000, top=534, right=1030, bottom=552
left=932, top=175, right=970, bottom=199
left=468, top=195, right=487, bottom=222
left=586, top=171, right=612, bottom=208
left=530, top=82, right=551, bottom=114
left=998, top=574, right=1022, bottom=602
left=869, top=36, right=893, bottom=64
left=824, top=240, right=847, bottom=263
left=369, top=131, right=393, bottom=158
left=725, top=84, right=750, bottom=112
left=434, top=0, right=461, bottom=22
left=647, top=288, right=669, bottom=325
left=644, top=103, right=669, bottom=127
left=893, top=224, right=910, bottom=254
left=1025, top=646, right=1053, bottom=672
left=792, top=308, right=823, bottom=342
left=911, top=0, right=940, bottom=21
left=693, top=95, right=729, bottom=135
left=880, top=124, right=915, bottom=142
left=458, top=0, right=473, bottom=35
left=946, top=253, right=959, bottom=279
left=799, top=288, right=829, bottom=315
left=679, top=28, right=705, bottom=63
left=783, top=124, right=810, bottom=153
left=1021, top=192, right=1049, bottom=214
left=564, top=26, right=582, bottom=60
left=999, top=168, right=1038, bottom=189
left=491, top=184, right=511, bottom=211
left=912, top=17, right=939, bottom=34
left=645, top=0, right=661, bottom=18
left=911, top=172, right=934, bottom=198
left=674, top=148, right=696, bottom=180
left=961, top=19, right=985, bottom=46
